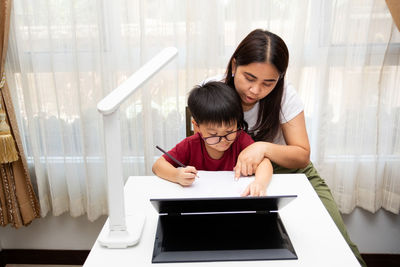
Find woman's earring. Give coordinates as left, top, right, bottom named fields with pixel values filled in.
left=232, top=73, right=235, bottom=77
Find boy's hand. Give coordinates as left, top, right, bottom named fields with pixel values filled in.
left=176, top=166, right=198, bottom=186
left=241, top=180, right=267, bottom=197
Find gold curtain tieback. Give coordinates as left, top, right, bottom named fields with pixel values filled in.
left=0, top=72, right=19, bottom=163
left=0, top=110, right=19, bottom=163
left=0, top=72, right=5, bottom=89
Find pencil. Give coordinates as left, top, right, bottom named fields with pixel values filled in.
left=156, top=145, right=199, bottom=178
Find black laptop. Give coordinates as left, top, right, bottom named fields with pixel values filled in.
left=150, top=195, right=297, bottom=263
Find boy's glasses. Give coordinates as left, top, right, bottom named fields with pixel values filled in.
left=201, top=129, right=241, bottom=145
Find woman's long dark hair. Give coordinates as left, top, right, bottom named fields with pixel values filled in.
left=225, top=29, right=289, bottom=142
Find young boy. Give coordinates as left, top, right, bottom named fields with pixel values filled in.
left=152, top=81, right=272, bottom=196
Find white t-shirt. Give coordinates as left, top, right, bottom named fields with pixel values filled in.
left=202, top=74, right=304, bottom=145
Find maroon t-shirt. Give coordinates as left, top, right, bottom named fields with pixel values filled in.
left=162, top=132, right=254, bottom=171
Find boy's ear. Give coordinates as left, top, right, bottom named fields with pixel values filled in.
left=192, top=118, right=200, bottom=134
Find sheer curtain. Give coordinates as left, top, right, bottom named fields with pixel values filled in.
left=5, top=0, right=399, bottom=221
left=297, top=1, right=400, bottom=214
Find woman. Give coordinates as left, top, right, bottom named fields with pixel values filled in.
left=206, top=29, right=366, bottom=266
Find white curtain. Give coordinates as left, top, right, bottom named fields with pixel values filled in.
left=5, top=0, right=399, bottom=221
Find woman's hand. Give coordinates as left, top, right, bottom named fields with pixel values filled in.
left=176, top=166, right=197, bottom=186
left=241, top=180, right=267, bottom=196
left=234, top=142, right=267, bottom=179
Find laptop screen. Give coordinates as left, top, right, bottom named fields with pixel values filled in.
left=150, top=195, right=297, bottom=263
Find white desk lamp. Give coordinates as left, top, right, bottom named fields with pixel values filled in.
left=96, top=47, right=178, bottom=248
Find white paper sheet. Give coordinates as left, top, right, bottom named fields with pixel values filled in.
left=181, top=171, right=255, bottom=197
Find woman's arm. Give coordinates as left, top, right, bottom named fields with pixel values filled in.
left=265, top=111, right=310, bottom=168
left=235, top=112, right=310, bottom=177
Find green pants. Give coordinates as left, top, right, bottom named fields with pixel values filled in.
left=273, top=162, right=366, bottom=267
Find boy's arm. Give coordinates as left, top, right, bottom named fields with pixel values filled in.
left=152, top=156, right=197, bottom=186
left=241, top=158, right=273, bottom=196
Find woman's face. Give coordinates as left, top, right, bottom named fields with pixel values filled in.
left=232, top=61, right=280, bottom=111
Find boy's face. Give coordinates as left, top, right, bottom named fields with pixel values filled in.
left=197, top=122, right=239, bottom=152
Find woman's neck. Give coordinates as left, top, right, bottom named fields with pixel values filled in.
left=242, top=102, right=256, bottom=112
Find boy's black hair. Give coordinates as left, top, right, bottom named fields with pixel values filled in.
left=188, top=81, right=247, bottom=130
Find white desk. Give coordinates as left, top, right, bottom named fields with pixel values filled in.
left=83, top=173, right=360, bottom=267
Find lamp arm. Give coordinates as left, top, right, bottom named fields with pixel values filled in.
left=97, top=47, right=178, bottom=115
left=97, top=47, right=178, bottom=248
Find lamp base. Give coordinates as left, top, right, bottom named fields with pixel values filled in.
left=98, top=213, right=145, bottom=248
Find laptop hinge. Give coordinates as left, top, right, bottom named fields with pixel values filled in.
left=167, top=212, right=181, bottom=216
left=256, top=210, right=270, bottom=214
